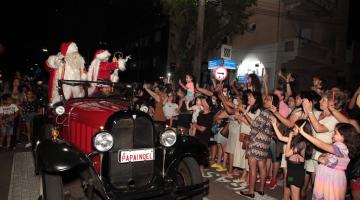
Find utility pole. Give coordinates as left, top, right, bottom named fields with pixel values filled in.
left=193, top=0, right=205, bottom=83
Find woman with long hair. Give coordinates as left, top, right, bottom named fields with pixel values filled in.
left=299, top=123, right=360, bottom=200
left=240, top=94, right=279, bottom=198
left=233, top=91, right=263, bottom=189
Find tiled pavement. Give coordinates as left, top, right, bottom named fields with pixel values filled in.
left=5, top=151, right=314, bottom=200
left=8, top=152, right=39, bottom=200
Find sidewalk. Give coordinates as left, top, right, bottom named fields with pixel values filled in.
left=0, top=143, right=32, bottom=200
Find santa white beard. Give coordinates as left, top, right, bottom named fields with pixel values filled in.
left=62, top=52, right=86, bottom=99
left=64, top=52, right=85, bottom=74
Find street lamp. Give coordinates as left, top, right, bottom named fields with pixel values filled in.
left=42, top=48, right=48, bottom=52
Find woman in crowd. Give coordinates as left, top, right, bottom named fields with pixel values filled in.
left=233, top=91, right=262, bottom=189
left=302, top=90, right=346, bottom=198
left=191, top=96, right=213, bottom=176
left=246, top=73, right=262, bottom=93
left=143, top=84, right=166, bottom=123
left=240, top=93, right=279, bottom=198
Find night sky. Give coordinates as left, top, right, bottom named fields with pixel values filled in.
left=0, top=0, right=163, bottom=78
left=0, top=0, right=358, bottom=79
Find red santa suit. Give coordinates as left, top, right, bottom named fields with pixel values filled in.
left=45, top=41, right=87, bottom=105
left=87, top=50, right=129, bottom=94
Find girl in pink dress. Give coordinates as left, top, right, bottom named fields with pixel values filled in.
left=299, top=123, right=360, bottom=200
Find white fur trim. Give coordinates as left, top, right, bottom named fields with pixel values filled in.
left=87, top=59, right=101, bottom=81
left=67, top=42, right=78, bottom=54
left=118, top=58, right=126, bottom=71
left=46, top=55, right=63, bottom=69
left=96, top=50, right=110, bottom=61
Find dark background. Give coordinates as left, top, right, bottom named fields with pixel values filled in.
left=0, top=0, right=165, bottom=80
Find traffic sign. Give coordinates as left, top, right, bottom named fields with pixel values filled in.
left=208, top=59, right=222, bottom=69
left=223, top=59, right=237, bottom=70
left=214, top=67, right=228, bottom=81
left=208, top=58, right=237, bottom=70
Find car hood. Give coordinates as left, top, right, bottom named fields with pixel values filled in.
left=64, top=99, right=129, bottom=129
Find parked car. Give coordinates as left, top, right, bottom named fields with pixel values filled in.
left=32, top=80, right=209, bottom=200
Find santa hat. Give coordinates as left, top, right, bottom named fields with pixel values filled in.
left=94, top=49, right=111, bottom=61
left=60, top=41, right=78, bottom=56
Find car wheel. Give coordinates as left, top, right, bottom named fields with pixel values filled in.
left=40, top=167, right=103, bottom=200
left=176, top=157, right=203, bottom=200
left=41, top=173, right=64, bottom=200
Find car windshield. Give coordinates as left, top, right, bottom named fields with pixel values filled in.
left=58, top=80, right=134, bottom=101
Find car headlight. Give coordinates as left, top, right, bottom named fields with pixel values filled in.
left=160, top=129, right=177, bottom=147
left=93, top=131, right=114, bottom=152
left=55, top=106, right=65, bottom=115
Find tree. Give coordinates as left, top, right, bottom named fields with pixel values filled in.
left=161, top=0, right=257, bottom=81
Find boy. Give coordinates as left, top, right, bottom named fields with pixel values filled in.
left=0, top=94, right=19, bottom=149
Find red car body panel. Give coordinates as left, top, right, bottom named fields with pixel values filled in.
left=59, top=99, right=128, bottom=172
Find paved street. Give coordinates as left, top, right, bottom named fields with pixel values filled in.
left=1, top=148, right=312, bottom=200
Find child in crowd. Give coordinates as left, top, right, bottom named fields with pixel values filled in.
left=186, top=97, right=203, bottom=136
left=162, top=92, right=179, bottom=127
left=179, top=74, right=195, bottom=102
left=271, top=118, right=313, bottom=200
left=299, top=122, right=360, bottom=200
left=0, top=94, right=19, bottom=149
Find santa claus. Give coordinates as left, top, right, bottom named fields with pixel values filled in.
left=87, top=49, right=130, bottom=94
left=44, top=41, right=87, bottom=105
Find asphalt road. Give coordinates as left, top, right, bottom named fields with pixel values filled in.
left=1, top=146, right=312, bottom=200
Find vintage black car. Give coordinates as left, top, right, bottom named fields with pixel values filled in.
left=32, top=80, right=209, bottom=200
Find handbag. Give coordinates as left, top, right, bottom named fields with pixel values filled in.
left=240, top=133, right=251, bottom=150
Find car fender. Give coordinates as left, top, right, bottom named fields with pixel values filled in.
left=36, top=139, right=92, bottom=173
left=165, top=135, right=209, bottom=177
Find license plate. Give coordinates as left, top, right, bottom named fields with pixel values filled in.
left=118, top=148, right=154, bottom=163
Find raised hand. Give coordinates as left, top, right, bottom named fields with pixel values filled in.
left=297, top=122, right=306, bottom=134
left=328, top=101, right=335, bottom=112
left=269, top=105, right=277, bottom=113
left=302, top=98, right=313, bottom=113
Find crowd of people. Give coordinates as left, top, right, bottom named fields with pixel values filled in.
left=1, top=40, right=360, bottom=200
left=131, top=70, right=360, bottom=200
left=0, top=71, right=47, bottom=150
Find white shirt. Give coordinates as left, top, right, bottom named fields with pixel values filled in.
left=163, top=102, right=179, bottom=119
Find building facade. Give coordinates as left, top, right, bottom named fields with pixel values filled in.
left=230, top=0, right=349, bottom=90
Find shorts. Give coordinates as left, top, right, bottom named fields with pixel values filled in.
left=268, top=139, right=281, bottom=162
left=287, top=161, right=305, bottom=188
left=1, top=126, right=14, bottom=136
left=304, top=159, right=318, bottom=173
left=185, top=93, right=194, bottom=102
left=215, top=132, right=227, bottom=144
